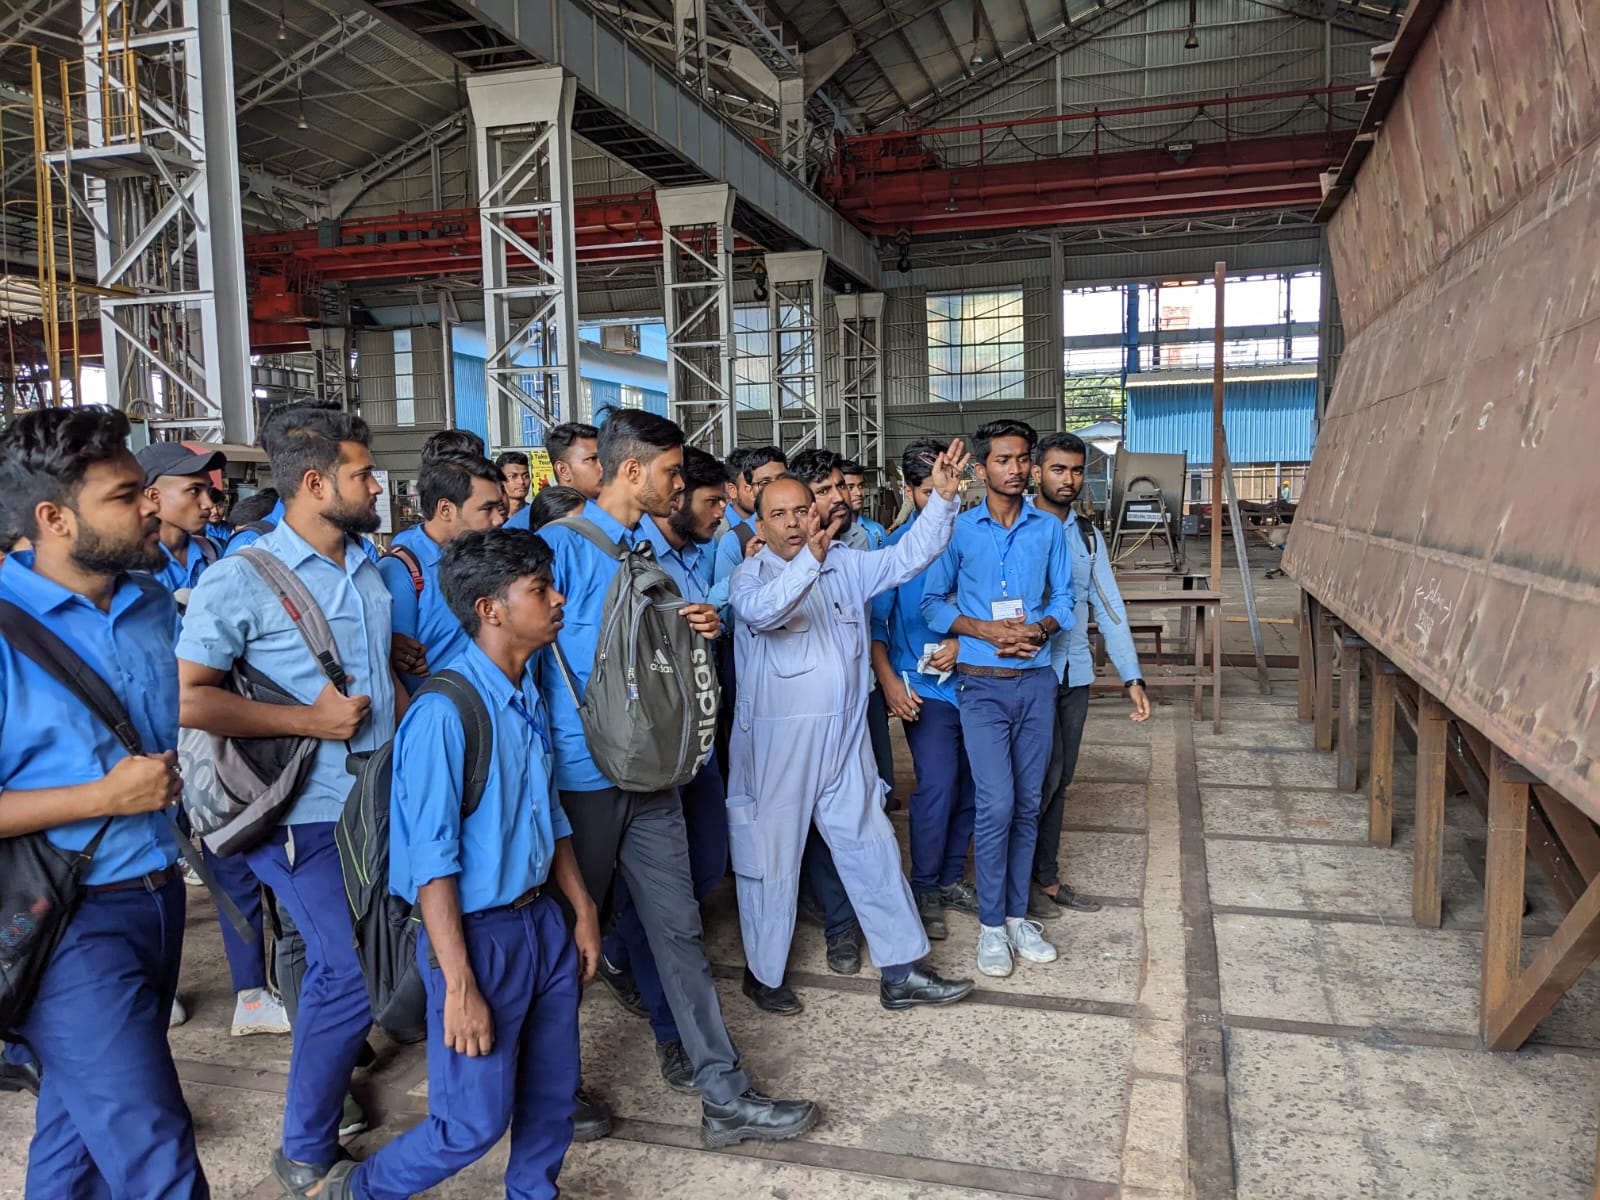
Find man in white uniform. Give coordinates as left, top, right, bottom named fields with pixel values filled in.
left=725, top=442, right=976, bottom=1010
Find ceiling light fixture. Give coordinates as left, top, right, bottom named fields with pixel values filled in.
left=1184, top=0, right=1199, bottom=49
left=296, top=80, right=308, bottom=129
left=946, top=197, right=959, bottom=212
left=277, top=1, right=288, bottom=40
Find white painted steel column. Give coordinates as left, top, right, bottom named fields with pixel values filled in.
left=766, top=249, right=827, bottom=455
left=835, top=291, right=885, bottom=471
left=657, top=183, right=737, bottom=455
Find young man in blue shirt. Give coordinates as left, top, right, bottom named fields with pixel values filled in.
left=540, top=407, right=818, bottom=1149
left=205, top=485, right=232, bottom=543
left=1030, top=432, right=1150, bottom=918
left=840, top=460, right=888, bottom=550
left=179, top=403, right=398, bottom=1197
left=920, top=419, right=1075, bottom=978
left=871, top=439, right=978, bottom=942
left=496, top=449, right=532, bottom=519
left=379, top=454, right=507, bottom=693
left=322, top=527, right=599, bottom=1200
left=545, top=421, right=603, bottom=500
left=0, top=406, right=207, bottom=1198
left=710, top=445, right=786, bottom=585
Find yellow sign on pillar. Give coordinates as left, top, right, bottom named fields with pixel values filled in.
left=528, top=448, right=555, bottom=491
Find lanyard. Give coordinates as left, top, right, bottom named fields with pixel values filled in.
left=983, top=519, right=1022, bottom=597
left=509, top=694, right=552, bottom=755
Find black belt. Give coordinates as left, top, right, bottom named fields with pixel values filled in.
left=956, top=664, right=1027, bottom=679
left=469, top=884, right=545, bottom=918
left=88, top=864, right=181, bottom=894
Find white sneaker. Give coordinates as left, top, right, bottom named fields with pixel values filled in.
left=169, top=996, right=190, bottom=1028
left=231, top=987, right=292, bottom=1037
left=1006, top=918, right=1058, bottom=964
left=976, top=924, right=1014, bottom=977
left=179, top=860, right=205, bottom=888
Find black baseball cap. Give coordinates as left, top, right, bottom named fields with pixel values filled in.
left=135, top=442, right=226, bottom=487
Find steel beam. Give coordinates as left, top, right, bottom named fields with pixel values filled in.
left=765, top=249, right=826, bottom=456
left=657, top=183, right=737, bottom=457
left=835, top=291, right=884, bottom=471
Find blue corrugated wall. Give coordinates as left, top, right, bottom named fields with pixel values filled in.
left=448, top=356, right=667, bottom=446
left=1124, top=377, right=1316, bottom=464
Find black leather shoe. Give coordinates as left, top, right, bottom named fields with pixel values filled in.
left=316, top=1161, right=359, bottom=1200
left=271, top=1148, right=349, bottom=1199
left=915, top=891, right=947, bottom=941
left=596, top=954, right=648, bottom=1018
left=1033, top=882, right=1102, bottom=914
left=825, top=926, right=861, bottom=975
left=656, top=1038, right=697, bottom=1094
left=939, top=878, right=980, bottom=915
left=880, top=963, right=976, bottom=1011
left=701, top=1088, right=820, bottom=1149
left=572, top=1086, right=614, bottom=1143
left=742, top=967, right=803, bottom=1015
left=0, top=1057, right=40, bottom=1097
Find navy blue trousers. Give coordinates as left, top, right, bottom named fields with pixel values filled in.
left=353, top=895, right=580, bottom=1200
left=958, top=670, right=1057, bottom=926
left=203, top=841, right=267, bottom=993
left=867, top=684, right=897, bottom=798
left=900, top=696, right=978, bottom=894
left=243, top=822, right=372, bottom=1166
left=802, top=827, right=858, bottom=940
left=16, top=876, right=208, bottom=1199
left=604, top=759, right=729, bottom=1043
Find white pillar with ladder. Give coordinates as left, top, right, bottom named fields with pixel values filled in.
left=657, top=183, right=737, bottom=456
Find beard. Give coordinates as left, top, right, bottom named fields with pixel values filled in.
left=72, top=517, right=164, bottom=574
left=324, top=491, right=382, bottom=536
left=638, top=477, right=678, bottom=520
left=667, top=505, right=712, bottom=545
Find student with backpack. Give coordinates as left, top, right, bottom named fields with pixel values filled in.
left=178, top=404, right=395, bottom=1198
left=379, top=454, right=507, bottom=694
left=539, top=407, right=818, bottom=1149
left=319, top=527, right=598, bottom=1200
left=0, top=407, right=208, bottom=1198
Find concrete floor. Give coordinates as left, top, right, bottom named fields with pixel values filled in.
left=3, top=545, right=1597, bottom=1198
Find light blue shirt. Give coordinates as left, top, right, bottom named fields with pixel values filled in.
left=870, top=511, right=960, bottom=708
left=153, top=535, right=215, bottom=596
left=205, top=522, right=232, bottom=544
left=536, top=500, right=643, bottom=792
left=503, top=504, right=531, bottom=531
left=639, top=515, right=714, bottom=605
left=711, top=509, right=757, bottom=588
left=226, top=499, right=381, bottom=565
left=389, top=640, right=570, bottom=913
left=1051, top=510, right=1141, bottom=688
left=0, top=554, right=179, bottom=886
left=178, top=519, right=397, bottom=824
left=378, top=524, right=470, bottom=695
left=919, top=501, right=1075, bottom=671
left=857, top=515, right=888, bottom=550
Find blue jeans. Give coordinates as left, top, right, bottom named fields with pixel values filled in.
left=604, top=759, right=730, bottom=1043
left=244, top=822, right=373, bottom=1166
left=901, top=696, right=977, bottom=893
left=204, top=842, right=267, bottom=993
left=353, top=896, right=580, bottom=1200
left=958, top=670, right=1057, bottom=926
left=17, top=876, right=208, bottom=1198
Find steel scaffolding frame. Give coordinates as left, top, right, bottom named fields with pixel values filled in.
left=766, top=249, right=827, bottom=456
left=657, top=183, right=737, bottom=456
left=835, top=291, right=885, bottom=471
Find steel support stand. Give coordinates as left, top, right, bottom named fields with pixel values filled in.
left=466, top=67, right=581, bottom=453
left=766, top=249, right=827, bottom=455
left=836, top=292, right=885, bottom=471
left=657, top=183, right=737, bottom=455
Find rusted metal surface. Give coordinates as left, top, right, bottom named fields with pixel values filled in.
left=1286, top=0, right=1600, bottom=819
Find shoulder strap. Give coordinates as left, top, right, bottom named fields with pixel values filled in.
left=549, top=515, right=628, bottom=561
left=415, top=669, right=492, bottom=818
left=234, top=547, right=348, bottom=694
left=387, top=545, right=425, bottom=596
left=734, top=523, right=758, bottom=552
left=1074, top=512, right=1097, bottom=557
left=194, top=535, right=219, bottom=565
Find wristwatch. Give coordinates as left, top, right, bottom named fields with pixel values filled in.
left=1124, top=678, right=1146, bottom=690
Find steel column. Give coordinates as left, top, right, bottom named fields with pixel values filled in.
left=656, top=183, right=736, bottom=456
left=465, top=67, right=581, bottom=453
left=766, top=249, right=827, bottom=456
left=835, top=291, right=885, bottom=471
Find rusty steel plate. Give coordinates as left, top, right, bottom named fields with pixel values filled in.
left=1286, top=0, right=1600, bottom=818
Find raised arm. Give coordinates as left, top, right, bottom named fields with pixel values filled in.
left=729, top=551, right=823, bottom=633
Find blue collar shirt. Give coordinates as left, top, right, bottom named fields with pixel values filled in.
left=389, top=640, right=570, bottom=913
left=153, top=535, right=214, bottom=596
left=870, top=511, right=960, bottom=707
left=379, top=524, right=471, bottom=694
left=178, top=519, right=396, bottom=824
left=1049, top=509, right=1142, bottom=688
left=857, top=515, right=888, bottom=550
left=640, top=515, right=714, bottom=605
left=711, top=508, right=758, bottom=588
left=919, top=501, right=1075, bottom=671
left=0, top=554, right=180, bottom=885
left=226, top=499, right=381, bottom=565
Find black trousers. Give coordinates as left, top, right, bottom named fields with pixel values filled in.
left=1032, top=683, right=1091, bottom=889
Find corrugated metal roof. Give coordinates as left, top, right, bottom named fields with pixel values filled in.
left=1125, top=375, right=1315, bottom=464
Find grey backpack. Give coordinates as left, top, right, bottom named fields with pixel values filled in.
left=179, top=547, right=349, bottom=856
left=548, top=517, right=720, bottom=792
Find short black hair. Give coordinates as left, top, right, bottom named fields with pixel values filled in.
left=261, top=403, right=370, bottom=498
left=231, top=488, right=279, bottom=526
left=973, top=419, right=1037, bottom=464
left=421, top=428, right=486, bottom=466
left=208, top=486, right=228, bottom=505
left=724, top=447, right=751, bottom=480
left=901, top=437, right=950, bottom=488
left=787, top=448, right=842, bottom=487
left=419, top=455, right=504, bottom=519
left=545, top=422, right=599, bottom=466
left=680, top=446, right=729, bottom=497
left=839, top=460, right=866, bottom=479
left=1037, top=431, right=1088, bottom=461
left=0, top=406, right=134, bottom=539
left=439, top=527, right=554, bottom=638
left=495, top=450, right=530, bottom=470
left=755, top=473, right=815, bottom=517
left=739, top=446, right=786, bottom=485
left=524, top=485, right=587, bottom=531
left=595, top=407, right=683, bottom=484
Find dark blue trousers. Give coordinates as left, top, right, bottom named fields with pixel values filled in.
left=353, top=895, right=580, bottom=1200
left=901, top=696, right=977, bottom=894
left=17, top=876, right=208, bottom=1199
left=803, top=827, right=859, bottom=940
left=604, top=759, right=729, bottom=1043
left=958, top=669, right=1057, bottom=926
left=203, top=841, right=267, bottom=993
left=867, top=684, right=897, bottom=798
left=243, top=822, right=372, bottom=1166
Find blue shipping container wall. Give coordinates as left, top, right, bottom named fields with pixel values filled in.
left=1124, top=377, right=1316, bottom=465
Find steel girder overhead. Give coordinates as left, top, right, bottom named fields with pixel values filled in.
left=365, top=0, right=880, bottom=289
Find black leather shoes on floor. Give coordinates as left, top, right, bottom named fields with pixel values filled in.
left=701, top=1089, right=820, bottom=1149
left=880, top=964, right=976, bottom=1011
left=825, top=926, right=862, bottom=975
left=596, top=954, right=649, bottom=1018
left=656, top=1039, right=697, bottom=1094
left=916, top=890, right=948, bottom=940
left=271, top=1148, right=348, bottom=1199
left=0, top=1057, right=41, bottom=1097
left=572, top=1086, right=615, bottom=1142
left=742, top=967, right=803, bottom=1015
left=1032, top=882, right=1103, bottom=915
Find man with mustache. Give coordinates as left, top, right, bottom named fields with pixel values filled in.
left=179, top=402, right=397, bottom=1197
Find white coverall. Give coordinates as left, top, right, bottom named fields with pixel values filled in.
left=726, top=489, right=960, bottom=986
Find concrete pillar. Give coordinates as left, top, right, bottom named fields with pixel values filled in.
left=657, top=183, right=737, bottom=455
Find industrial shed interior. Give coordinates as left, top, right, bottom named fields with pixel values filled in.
left=3, top=0, right=1599, bottom=1196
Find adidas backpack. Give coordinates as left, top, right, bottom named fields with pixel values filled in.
left=548, top=516, right=720, bottom=793
left=334, top=670, right=491, bottom=1041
